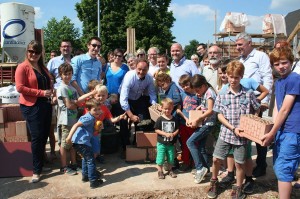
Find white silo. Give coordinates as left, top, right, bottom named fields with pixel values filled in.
left=0, top=2, right=35, bottom=63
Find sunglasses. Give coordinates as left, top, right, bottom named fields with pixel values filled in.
left=27, top=50, right=41, bottom=55
left=115, top=54, right=123, bottom=58
left=90, top=44, right=101, bottom=48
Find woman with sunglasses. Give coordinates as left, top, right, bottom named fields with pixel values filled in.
left=15, top=40, right=53, bottom=183
left=105, top=48, right=130, bottom=157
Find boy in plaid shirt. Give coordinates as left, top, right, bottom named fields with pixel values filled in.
left=207, top=60, right=260, bottom=199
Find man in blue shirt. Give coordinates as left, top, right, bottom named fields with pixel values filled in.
left=71, top=37, right=102, bottom=96
left=170, top=43, right=199, bottom=91
left=119, top=59, right=157, bottom=123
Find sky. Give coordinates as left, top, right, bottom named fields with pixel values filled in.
left=0, top=0, right=299, bottom=47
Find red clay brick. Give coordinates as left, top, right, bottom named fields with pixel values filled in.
left=15, top=121, right=27, bottom=136
left=189, top=110, right=204, bottom=127
left=136, top=132, right=157, bottom=147
left=0, top=108, right=7, bottom=123
left=4, top=122, right=16, bottom=137
left=126, top=145, right=147, bottom=162
left=148, top=104, right=163, bottom=122
left=0, top=104, right=24, bottom=122
left=239, top=114, right=273, bottom=145
left=0, top=123, right=5, bottom=137
left=5, top=136, right=29, bottom=142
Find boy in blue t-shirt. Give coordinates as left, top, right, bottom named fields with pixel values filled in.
left=261, top=47, right=300, bottom=199
left=66, top=98, right=103, bottom=189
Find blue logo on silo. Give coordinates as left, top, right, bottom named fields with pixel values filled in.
left=2, top=19, right=26, bottom=39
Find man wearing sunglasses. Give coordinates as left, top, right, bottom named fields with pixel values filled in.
left=71, top=37, right=102, bottom=96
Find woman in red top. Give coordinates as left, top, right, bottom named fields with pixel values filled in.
left=15, top=40, right=53, bottom=183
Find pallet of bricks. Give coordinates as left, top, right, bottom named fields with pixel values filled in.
left=239, top=114, right=274, bottom=145
left=0, top=104, right=29, bottom=142
left=125, top=104, right=161, bottom=162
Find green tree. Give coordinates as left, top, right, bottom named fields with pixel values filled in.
left=75, top=0, right=175, bottom=57
left=184, top=39, right=200, bottom=60
left=43, top=16, right=81, bottom=59
left=126, top=0, right=175, bottom=54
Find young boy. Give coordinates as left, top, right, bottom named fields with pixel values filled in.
left=154, top=98, right=179, bottom=179
left=153, top=54, right=170, bottom=78
left=85, top=84, right=126, bottom=158
left=57, top=63, right=95, bottom=175
left=261, top=47, right=300, bottom=199
left=207, top=60, right=260, bottom=199
left=66, top=98, right=103, bottom=189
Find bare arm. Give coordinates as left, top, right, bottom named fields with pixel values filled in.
left=110, top=112, right=127, bottom=123
left=66, top=121, right=83, bottom=144
left=71, top=80, right=84, bottom=96
left=218, top=113, right=243, bottom=137
left=63, top=97, right=77, bottom=110
left=261, top=95, right=295, bottom=146
left=256, top=84, right=269, bottom=102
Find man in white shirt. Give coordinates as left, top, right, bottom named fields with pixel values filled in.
left=147, top=47, right=160, bottom=77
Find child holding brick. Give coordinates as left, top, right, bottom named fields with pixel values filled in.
left=187, top=74, right=217, bottom=184
left=207, top=60, right=260, bottom=199
left=154, top=98, right=179, bottom=179
left=66, top=98, right=103, bottom=189
left=261, top=47, right=300, bottom=199
left=176, top=74, right=201, bottom=172
left=57, top=63, right=96, bottom=175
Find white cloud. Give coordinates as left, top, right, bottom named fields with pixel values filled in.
left=34, top=7, right=43, bottom=20
left=169, top=3, right=216, bottom=20
left=270, top=0, right=300, bottom=10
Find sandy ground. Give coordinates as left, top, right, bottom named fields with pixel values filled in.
left=1, top=141, right=299, bottom=199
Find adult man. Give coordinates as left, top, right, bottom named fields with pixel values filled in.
left=234, top=32, right=273, bottom=193
left=47, top=40, right=73, bottom=89
left=170, top=43, right=199, bottom=90
left=71, top=37, right=102, bottom=95
left=147, top=47, right=160, bottom=77
left=197, top=43, right=207, bottom=66
left=202, top=45, right=222, bottom=90
left=119, top=59, right=157, bottom=123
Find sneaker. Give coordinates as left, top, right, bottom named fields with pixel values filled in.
left=31, top=174, right=40, bottom=183
left=231, top=185, right=246, bottom=199
left=42, top=167, right=52, bottom=172
left=219, top=174, right=235, bottom=188
left=70, top=164, right=81, bottom=172
left=191, top=169, right=197, bottom=175
left=194, top=167, right=208, bottom=184
left=82, top=175, right=89, bottom=182
left=207, top=179, right=218, bottom=199
left=167, top=171, right=177, bottom=178
left=243, top=179, right=254, bottom=194
left=177, top=163, right=191, bottom=173
left=62, top=166, right=77, bottom=175
left=90, top=179, right=103, bottom=189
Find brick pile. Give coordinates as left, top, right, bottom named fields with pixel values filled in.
left=239, top=114, right=274, bottom=145
left=126, top=131, right=157, bottom=162
left=0, top=104, right=29, bottom=142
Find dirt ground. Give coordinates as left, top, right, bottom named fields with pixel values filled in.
left=1, top=142, right=299, bottom=199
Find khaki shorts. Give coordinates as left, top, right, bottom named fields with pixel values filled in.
left=61, top=125, right=72, bottom=150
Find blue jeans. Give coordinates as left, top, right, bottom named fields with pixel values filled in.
left=187, top=125, right=212, bottom=171
left=73, top=144, right=98, bottom=181
left=20, top=99, right=52, bottom=175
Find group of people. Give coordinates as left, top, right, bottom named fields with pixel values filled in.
left=14, top=32, right=299, bottom=197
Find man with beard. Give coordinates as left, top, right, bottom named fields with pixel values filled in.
left=71, top=37, right=102, bottom=96
left=170, top=43, right=199, bottom=91
left=202, top=45, right=222, bottom=90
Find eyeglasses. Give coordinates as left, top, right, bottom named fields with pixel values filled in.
left=197, top=48, right=204, bottom=51
left=115, top=54, right=123, bottom=58
left=27, top=50, right=41, bottom=55
left=90, top=44, right=101, bottom=48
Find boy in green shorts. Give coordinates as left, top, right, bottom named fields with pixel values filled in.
left=154, top=98, right=179, bottom=179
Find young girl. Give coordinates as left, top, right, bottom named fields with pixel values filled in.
left=216, top=61, right=229, bottom=93
left=187, top=74, right=217, bottom=184
left=176, top=74, right=201, bottom=172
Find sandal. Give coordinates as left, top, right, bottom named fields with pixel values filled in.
left=168, top=171, right=177, bottom=178
left=158, top=171, right=165, bottom=179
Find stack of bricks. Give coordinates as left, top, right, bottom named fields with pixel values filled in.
left=0, top=104, right=29, bottom=143
left=126, top=131, right=157, bottom=162
left=148, top=104, right=163, bottom=122
left=239, top=114, right=274, bottom=145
